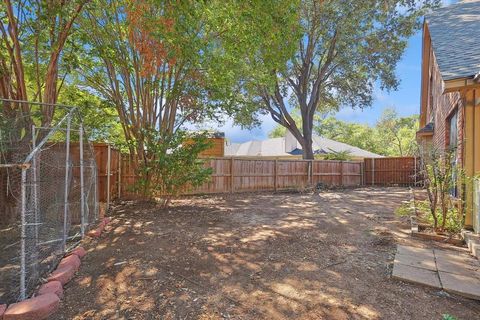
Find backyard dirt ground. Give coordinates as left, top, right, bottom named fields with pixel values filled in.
left=54, top=187, right=480, bottom=320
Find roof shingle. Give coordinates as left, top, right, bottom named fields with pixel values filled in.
left=426, top=0, right=480, bottom=81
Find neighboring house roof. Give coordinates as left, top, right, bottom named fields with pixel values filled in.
left=426, top=0, right=480, bottom=81
left=225, top=135, right=383, bottom=158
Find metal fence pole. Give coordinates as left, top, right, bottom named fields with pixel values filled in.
left=20, top=168, right=27, bottom=300
left=32, top=125, right=39, bottom=242
left=79, top=124, right=86, bottom=237
left=62, top=116, right=71, bottom=252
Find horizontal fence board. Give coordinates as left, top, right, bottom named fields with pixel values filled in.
left=87, top=144, right=420, bottom=200
left=363, top=157, right=419, bottom=186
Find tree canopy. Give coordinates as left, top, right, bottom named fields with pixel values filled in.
left=269, top=108, right=419, bottom=156
left=243, top=0, right=437, bottom=159
left=77, top=0, right=299, bottom=160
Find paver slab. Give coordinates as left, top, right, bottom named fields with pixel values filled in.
left=394, top=253, right=436, bottom=271
left=439, top=271, right=480, bottom=300
left=434, top=249, right=479, bottom=265
left=434, top=249, right=480, bottom=279
left=397, top=245, right=434, bottom=260
left=435, top=257, right=479, bottom=277
left=392, top=262, right=441, bottom=288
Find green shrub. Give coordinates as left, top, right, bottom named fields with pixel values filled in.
left=135, top=129, right=213, bottom=207
left=322, top=149, right=353, bottom=161
left=394, top=202, right=413, bottom=217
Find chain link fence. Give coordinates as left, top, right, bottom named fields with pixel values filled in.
left=0, top=99, right=98, bottom=304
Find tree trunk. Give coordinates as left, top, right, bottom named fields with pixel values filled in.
left=301, top=114, right=314, bottom=160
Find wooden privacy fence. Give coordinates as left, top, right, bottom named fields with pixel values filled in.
left=363, top=157, right=420, bottom=186
left=87, top=143, right=420, bottom=202
left=119, top=157, right=364, bottom=197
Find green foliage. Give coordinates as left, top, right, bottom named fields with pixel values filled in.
left=135, top=130, right=213, bottom=207
left=442, top=314, right=457, bottom=320
left=419, top=148, right=465, bottom=233
left=321, top=150, right=353, bottom=161
left=395, top=197, right=463, bottom=234
left=315, top=116, right=383, bottom=155
left=269, top=108, right=420, bottom=157
left=376, top=108, right=419, bottom=156
left=245, top=0, right=438, bottom=159
left=394, top=201, right=414, bottom=217
left=415, top=200, right=463, bottom=234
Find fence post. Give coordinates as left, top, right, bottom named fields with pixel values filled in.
left=31, top=125, right=39, bottom=242
left=79, top=124, right=86, bottom=238
left=414, top=156, right=417, bottom=187
left=230, top=157, right=235, bottom=193
left=118, top=153, right=121, bottom=198
left=106, top=144, right=111, bottom=210
left=274, top=159, right=278, bottom=192
left=308, top=160, right=313, bottom=186
left=62, top=115, right=71, bottom=253
left=20, top=168, right=27, bottom=300
left=371, top=158, right=375, bottom=186
left=340, top=161, right=344, bottom=186
left=360, top=161, right=364, bottom=186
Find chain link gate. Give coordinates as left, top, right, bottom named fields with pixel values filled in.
left=0, top=99, right=99, bottom=304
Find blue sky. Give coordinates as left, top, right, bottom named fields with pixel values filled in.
left=211, top=1, right=456, bottom=143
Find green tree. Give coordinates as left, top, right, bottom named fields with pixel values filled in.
left=269, top=109, right=420, bottom=157
left=1, top=0, right=89, bottom=132
left=376, top=108, right=418, bottom=156
left=314, top=117, right=382, bottom=155
left=248, top=0, right=437, bottom=159
left=79, top=0, right=299, bottom=163
left=136, top=129, right=213, bottom=208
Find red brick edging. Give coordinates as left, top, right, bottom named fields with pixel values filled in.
left=1, top=217, right=111, bottom=320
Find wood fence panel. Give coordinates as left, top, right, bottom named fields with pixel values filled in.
left=232, top=159, right=275, bottom=192
left=277, top=160, right=308, bottom=190
left=342, top=161, right=362, bottom=186
left=363, top=157, right=418, bottom=186
left=193, top=158, right=231, bottom=194
left=119, top=155, right=138, bottom=198
left=92, top=144, right=120, bottom=202
left=90, top=144, right=420, bottom=199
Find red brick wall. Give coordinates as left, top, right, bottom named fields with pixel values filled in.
left=426, top=50, right=464, bottom=163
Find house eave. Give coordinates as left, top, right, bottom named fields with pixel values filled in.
left=444, top=76, right=480, bottom=93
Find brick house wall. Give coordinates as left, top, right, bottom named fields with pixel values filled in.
left=423, top=40, right=464, bottom=166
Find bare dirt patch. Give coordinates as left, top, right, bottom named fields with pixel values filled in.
left=54, top=188, right=480, bottom=320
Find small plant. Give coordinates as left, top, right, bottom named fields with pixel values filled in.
left=135, top=129, right=213, bottom=208
left=415, top=200, right=463, bottom=234
left=442, top=314, right=457, bottom=320
left=394, top=201, right=414, bottom=217
left=322, top=149, right=353, bottom=161
left=418, top=147, right=464, bottom=233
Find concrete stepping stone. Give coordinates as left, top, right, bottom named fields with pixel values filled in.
left=435, top=257, right=479, bottom=277
left=394, top=253, right=436, bottom=271
left=392, top=262, right=441, bottom=288
left=397, top=245, right=434, bottom=260
left=4, top=293, right=59, bottom=320
left=37, top=281, right=63, bottom=299
left=439, top=271, right=480, bottom=300
left=434, top=249, right=478, bottom=264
